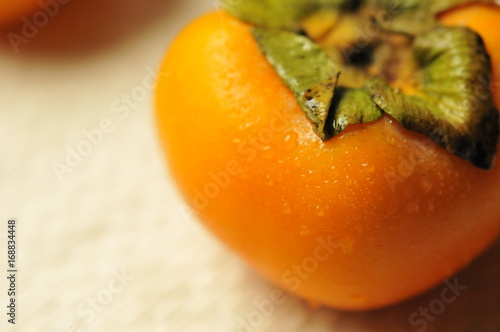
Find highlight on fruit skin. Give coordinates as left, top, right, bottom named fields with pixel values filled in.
left=155, top=1, right=500, bottom=311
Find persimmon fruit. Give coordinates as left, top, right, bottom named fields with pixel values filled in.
left=0, top=0, right=45, bottom=28
left=156, top=4, right=500, bottom=310
left=439, top=3, right=500, bottom=108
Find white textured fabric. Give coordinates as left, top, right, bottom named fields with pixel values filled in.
left=0, top=0, right=499, bottom=331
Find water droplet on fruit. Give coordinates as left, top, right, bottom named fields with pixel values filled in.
left=315, top=205, right=325, bottom=217
left=282, top=131, right=299, bottom=152
left=300, top=226, right=310, bottom=236
left=339, top=237, right=354, bottom=254
left=420, top=178, right=433, bottom=193
left=261, top=146, right=275, bottom=159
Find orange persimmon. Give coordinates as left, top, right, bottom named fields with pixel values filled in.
left=0, top=0, right=46, bottom=28
left=156, top=5, right=500, bottom=310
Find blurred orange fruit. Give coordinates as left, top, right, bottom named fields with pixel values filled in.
left=0, top=0, right=46, bottom=28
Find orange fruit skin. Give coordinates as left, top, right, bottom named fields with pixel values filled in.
left=156, top=9, right=500, bottom=310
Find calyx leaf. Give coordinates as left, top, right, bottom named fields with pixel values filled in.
left=221, top=0, right=497, bottom=34
left=252, top=28, right=340, bottom=139
left=221, top=0, right=343, bottom=31
left=229, top=0, right=499, bottom=168
left=373, top=0, right=498, bottom=35
left=367, top=26, right=499, bottom=169
left=331, top=88, right=383, bottom=136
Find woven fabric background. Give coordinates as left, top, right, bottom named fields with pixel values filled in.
left=0, top=0, right=499, bottom=331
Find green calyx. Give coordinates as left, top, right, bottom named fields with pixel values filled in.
left=221, top=0, right=499, bottom=169
left=251, top=29, right=340, bottom=139
left=221, top=0, right=344, bottom=31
